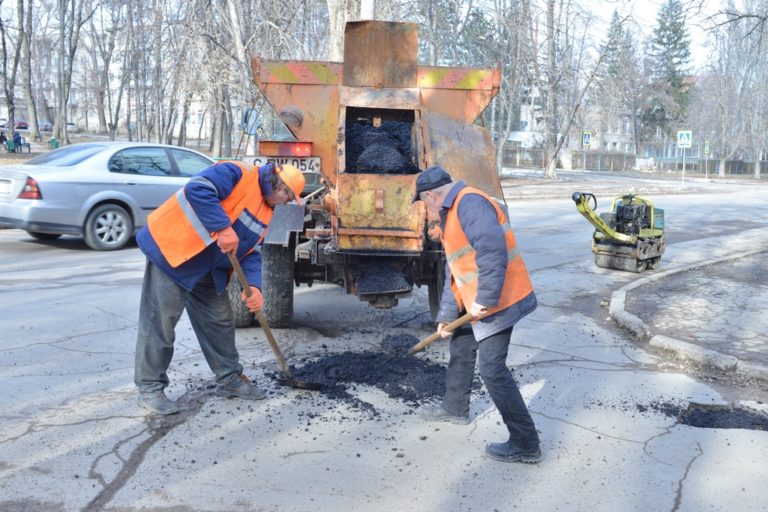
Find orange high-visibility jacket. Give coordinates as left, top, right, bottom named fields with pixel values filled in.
left=442, top=187, right=534, bottom=317
left=147, top=161, right=273, bottom=268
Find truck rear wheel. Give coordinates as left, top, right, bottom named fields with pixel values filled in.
left=227, top=278, right=254, bottom=328
left=427, top=257, right=445, bottom=322
left=261, top=243, right=295, bottom=328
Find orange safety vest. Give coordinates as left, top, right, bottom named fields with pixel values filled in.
left=147, top=161, right=273, bottom=268
left=442, top=187, right=534, bottom=317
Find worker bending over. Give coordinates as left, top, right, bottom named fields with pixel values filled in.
left=134, top=161, right=304, bottom=415
left=414, top=165, right=542, bottom=463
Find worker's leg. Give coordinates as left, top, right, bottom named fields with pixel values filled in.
left=441, top=324, right=478, bottom=417
left=134, top=260, right=187, bottom=393
left=477, top=326, right=540, bottom=450
left=184, top=273, right=243, bottom=387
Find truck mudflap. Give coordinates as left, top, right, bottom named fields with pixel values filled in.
left=421, top=110, right=504, bottom=202
left=264, top=203, right=305, bottom=246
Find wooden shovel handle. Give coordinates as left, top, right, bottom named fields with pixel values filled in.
left=227, top=252, right=293, bottom=378
left=408, top=312, right=474, bottom=355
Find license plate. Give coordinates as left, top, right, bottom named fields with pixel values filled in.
left=0, top=180, right=10, bottom=195
left=252, top=156, right=320, bottom=173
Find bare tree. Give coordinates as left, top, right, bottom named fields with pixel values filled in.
left=327, top=0, right=361, bottom=61
left=54, top=0, right=95, bottom=144
left=19, top=0, right=40, bottom=140
left=1, top=0, right=23, bottom=141
left=527, top=0, right=605, bottom=178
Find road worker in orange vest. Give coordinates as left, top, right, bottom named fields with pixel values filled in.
left=414, top=165, right=542, bottom=463
left=134, top=161, right=305, bottom=415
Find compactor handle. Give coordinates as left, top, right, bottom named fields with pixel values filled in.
left=572, top=191, right=597, bottom=210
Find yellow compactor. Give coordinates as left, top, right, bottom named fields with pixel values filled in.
left=572, top=192, right=666, bottom=273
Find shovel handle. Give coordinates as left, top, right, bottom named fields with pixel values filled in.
left=227, top=252, right=293, bottom=379
left=408, top=312, right=474, bottom=355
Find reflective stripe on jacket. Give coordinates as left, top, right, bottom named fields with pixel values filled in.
left=442, top=186, right=534, bottom=318
left=147, top=161, right=272, bottom=268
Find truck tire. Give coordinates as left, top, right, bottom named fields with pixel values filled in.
left=427, top=257, right=445, bottom=322
left=261, top=243, right=294, bottom=328
left=227, top=278, right=254, bottom=327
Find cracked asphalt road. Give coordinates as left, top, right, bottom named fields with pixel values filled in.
left=1, top=173, right=767, bottom=512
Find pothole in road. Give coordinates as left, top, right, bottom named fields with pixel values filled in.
left=595, top=399, right=768, bottom=431
left=677, top=403, right=768, bottom=430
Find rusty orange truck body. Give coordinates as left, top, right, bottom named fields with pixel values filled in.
left=233, top=20, right=506, bottom=327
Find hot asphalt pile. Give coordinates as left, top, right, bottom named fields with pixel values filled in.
left=345, top=120, right=418, bottom=174
left=283, top=333, right=481, bottom=415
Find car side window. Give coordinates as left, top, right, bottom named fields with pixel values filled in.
left=109, top=148, right=172, bottom=176
left=171, top=149, right=213, bottom=177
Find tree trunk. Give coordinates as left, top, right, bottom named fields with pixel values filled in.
left=543, top=0, right=557, bottom=179
left=20, top=1, right=39, bottom=140
left=1, top=0, right=23, bottom=142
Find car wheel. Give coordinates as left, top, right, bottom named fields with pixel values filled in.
left=84, top=204, right=133, bottom=250
left=27, top=231, right=61, bottom=241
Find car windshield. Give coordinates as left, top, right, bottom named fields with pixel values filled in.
left=24, top=144, right=105, bottom=167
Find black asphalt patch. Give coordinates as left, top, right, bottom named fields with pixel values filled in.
left=278, top=334, right=481, bottom=415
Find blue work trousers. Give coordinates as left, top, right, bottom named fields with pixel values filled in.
left=134, top=260, right=242, bottom=393
left=442, top=324, right=540, bottom=450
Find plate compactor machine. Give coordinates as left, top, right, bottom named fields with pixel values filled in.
left=572, top=192, right=666, bottom=273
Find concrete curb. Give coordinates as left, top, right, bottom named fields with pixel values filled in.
left=610, top=250, right=768, bottom=380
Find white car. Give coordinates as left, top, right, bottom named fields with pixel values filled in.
left=0, top=142, right=214, bottom=250
left=66, top=122, right=78, bottom=133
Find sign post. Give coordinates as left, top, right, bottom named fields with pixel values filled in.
left=677, top=130, right=692, bottom=186
left=582, top=130, right=591, bottom=171
left=704, top=140, right=710, bottom=180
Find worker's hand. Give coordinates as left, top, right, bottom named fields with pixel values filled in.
left=437, top=322, right=453, bottom=339
left=469, top=301, right=489, bottom=319
left=241, top=286, right=264, bottom=312
left=215, top=226, right=239, bottom=254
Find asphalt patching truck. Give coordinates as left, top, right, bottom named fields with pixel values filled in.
left=229, top=20, right=506, bottom=327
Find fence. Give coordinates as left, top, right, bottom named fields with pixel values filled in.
left=501, top=147, right=548, bottom=169
left=501, top=147, right=637, bottom=171
left=500, top=146, right=767, bottom=176
left=653, top=157, right=768, bottom=176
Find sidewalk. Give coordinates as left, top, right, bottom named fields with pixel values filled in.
left=611, top=250, right=768, bottom=381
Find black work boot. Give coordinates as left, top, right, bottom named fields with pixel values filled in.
left=485, top=440, right=542, bottom=463
left=419, top=404, right=471, bottom=425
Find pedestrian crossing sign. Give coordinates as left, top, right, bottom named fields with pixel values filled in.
left=677, top=130, right=692, bottom=149
left=582, top=130, right=592, bottom=149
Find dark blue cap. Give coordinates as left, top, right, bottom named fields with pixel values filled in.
left=414, top=165, right=453, bottom=202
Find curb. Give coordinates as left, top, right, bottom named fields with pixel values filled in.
left=609, top=250, right=768, bottom=381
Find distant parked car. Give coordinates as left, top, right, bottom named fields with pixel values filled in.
left=38, top=120, right=53, bottom=131
left=0, top=142, right=215, bottom=250
left=15, top=120, right=29, bottom=130
left=0, top=119, right=7, bottom=129
left=66, top=122, right=78, bottom=133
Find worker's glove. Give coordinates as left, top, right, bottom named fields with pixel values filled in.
left=241, top=286, right=264, bottom=312
left=437, top=322, right=453, bottom=339
left=215, top=226, right=239, bottom=254
left=469, top=301, right=489, bottom=319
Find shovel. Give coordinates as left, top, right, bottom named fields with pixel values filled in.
left=407, top=312, right=474, bottom=355
left=227, top=252, right=322, bottom=390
